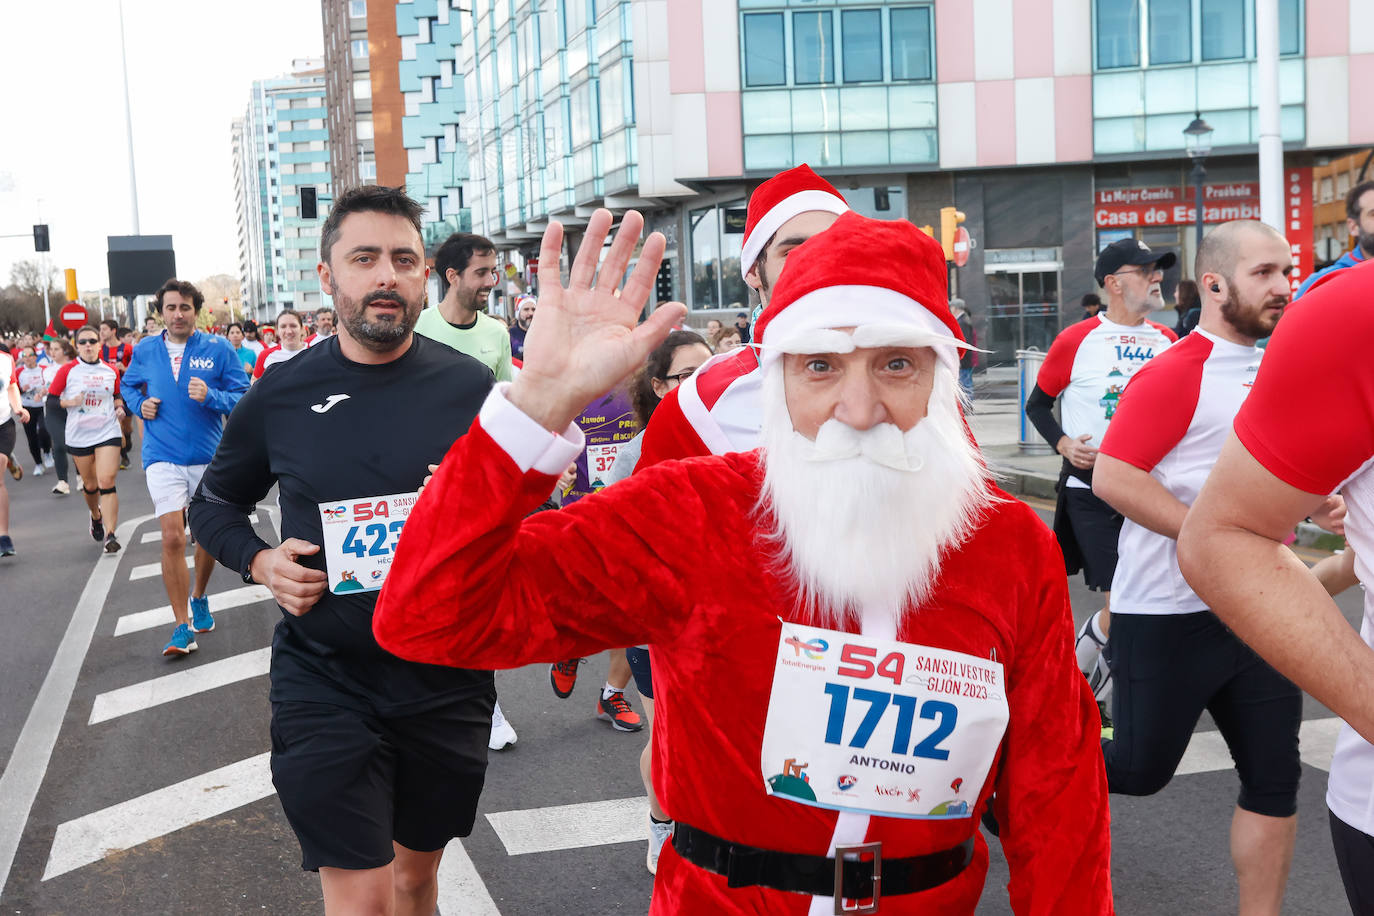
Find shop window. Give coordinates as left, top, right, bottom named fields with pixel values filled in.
left=842, top=10, right=882, bottom=83
left=889, top=8, right=932, bottom=81
left=689, top=202, right=749, bottom=311
left=793, top=11, right=834, bottom=85
left=1201, top=0, right=1244, bottom=61
left=743, top=14, right=786, bottom=87
left=1096, top=0, right=1140, bottom=70
left=1279, top=0, right=1302, bottom=55
left=1148, top=0, right=1190, bottom=64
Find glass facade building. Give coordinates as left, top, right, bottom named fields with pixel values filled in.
left=231, top=64, right=333, bottom=319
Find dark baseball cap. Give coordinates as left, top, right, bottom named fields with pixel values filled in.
left=1094, top=238, right=1177, bottom=286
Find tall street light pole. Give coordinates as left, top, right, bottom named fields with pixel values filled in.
left=118, top=0, right=144, bottom=327
left=1184, top=113, right=1215, bottom=257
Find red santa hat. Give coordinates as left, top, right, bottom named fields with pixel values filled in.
left=753, top=212, right=973, bottom=374
left=740, top=164, right=849, bottom=279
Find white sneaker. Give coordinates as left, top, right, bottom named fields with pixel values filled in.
left=52, top=480, right=70, bottom=496
left=33, top=465, right=44, bottom=477
left=1074, top=615, right=1112, bottom=702
left=43, top=453, right=54, bottom=469
left=647, top=817, right=674, bottom=874
left=489, top=700, right=517, bottom=751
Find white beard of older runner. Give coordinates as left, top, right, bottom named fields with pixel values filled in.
left=760, top=361, right=991, bottom=628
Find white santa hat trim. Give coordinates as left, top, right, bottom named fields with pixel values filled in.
left=740, top=189, right=850, bottom=279
left=758, top=285, right=979, bottom=375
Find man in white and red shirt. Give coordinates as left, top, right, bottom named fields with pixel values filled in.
left=1093, top=221, right=1300, bottom=912
left=637, top=164, right=849, bottom=466
left=306, top=307, right=335, bottom=345
left=1024, top=238, right=1177, bottom=702
left=1180, top=256, right=1374, bottom=913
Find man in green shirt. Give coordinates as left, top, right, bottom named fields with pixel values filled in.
left=414, top=232, right=513, bottom=382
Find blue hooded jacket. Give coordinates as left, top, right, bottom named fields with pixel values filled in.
left=1295, top=246, right=1367, bottom=299
left=122, top=331, right=249, bottom=468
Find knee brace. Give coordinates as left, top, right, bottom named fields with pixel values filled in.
left=98, top=486, right=116, bottom=495
left=83, top=485, right=98, bottom=495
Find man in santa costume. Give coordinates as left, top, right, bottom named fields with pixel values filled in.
left=637, top=162, right=849, bottom=465
left=374, top=208, right=1112, bottom=914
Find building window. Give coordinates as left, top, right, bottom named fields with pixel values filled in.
left=356, top=120, right=374, bottom=140
left=360, top=161, right=377, bottom=180
left=842, top=10, right=882, bottom=83
left=743, top=13, right=786, bottom=87
left=793, top=12, right=834, bottom=85
left=1279, top=0, right=1301, bottom=54
left=349, top=0, right=366, bottom=16
left=352, top=38, right=369, bottom=58
left=1201, top=0, right=1245, bottom=60
left=1149, top=0, right=1190, bottom=64
left=1096, top=0, right=1140, bottom=69
left=354, top=77, right=372, bottom=100
left=689, top=202, right=749, bottom=311
left=889, top=7, right=932, bottom=81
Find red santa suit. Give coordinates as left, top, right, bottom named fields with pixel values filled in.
left=373, top=214, right=1111, bottom=915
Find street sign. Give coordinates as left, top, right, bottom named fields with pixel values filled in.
left=953, top=227, right=971, bottom=267
left=60, top=302, right=88, bottom=331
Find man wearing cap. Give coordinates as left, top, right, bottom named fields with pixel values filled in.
left=1091, top=221, right=1300, bottom=913
left=637, top=164, right=849, bottom=466
left=1024, top=238, right=1178, bottom=709
left=374, top=209, right=1111, bottom=914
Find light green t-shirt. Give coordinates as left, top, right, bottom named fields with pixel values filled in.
left=413, top=307, right=513, bottom=382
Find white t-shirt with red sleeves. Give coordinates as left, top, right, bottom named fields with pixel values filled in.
left=13, top=362, right=48, bottom=408
left=0, top=353, right=13, bottom=425
left=1034, top=315, right=1177, bottom=488
left=48, top=359, right=122, bottom=448
left=252, top=344, right=306, bottom=380
left=1233, top=258, right=1374, bottom=837
left=1099, top=329, right=1262, bottom=614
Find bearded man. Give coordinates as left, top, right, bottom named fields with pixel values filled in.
left=190, top=185, right=496, bottom=916
left=374, top=210, right=1111, bottom=914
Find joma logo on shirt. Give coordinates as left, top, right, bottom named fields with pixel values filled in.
left=188, top=357, right=216, bottom=370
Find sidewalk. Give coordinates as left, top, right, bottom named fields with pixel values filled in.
left=967, top=370, right=1341, bottom=550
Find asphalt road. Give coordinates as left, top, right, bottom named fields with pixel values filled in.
left=0, top=456, right=1362, bottom=915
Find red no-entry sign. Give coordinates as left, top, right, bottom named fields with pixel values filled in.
left=953, top=228, right=971, bottom=267
left=60, top=302, right=88, bottom=331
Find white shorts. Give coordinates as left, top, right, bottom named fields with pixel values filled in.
left=146, top=462, right=208, bottom=519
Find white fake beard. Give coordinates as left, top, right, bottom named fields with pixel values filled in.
left=757, top=365, right=995, bottom=631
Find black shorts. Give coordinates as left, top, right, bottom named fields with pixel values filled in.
left=1329, top=808, right=1374, bottom=914
left=0, top=419, right=14, bottom=459
left=67, top=436, right=123, bottom=458
left=270, top=692, right=495, bottom=871
left=1102, top=611, right=1302, bottom=817
left=1061, top=486, right=1123, bottom=591
left=626, top=646, right=653, bottom=699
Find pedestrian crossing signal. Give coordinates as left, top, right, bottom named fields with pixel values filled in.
left=301, top=187, right=318, bottom=220
left=33, top=224, right=50, bottom=252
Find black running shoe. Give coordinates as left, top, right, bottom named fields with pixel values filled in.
left=0, top=535, right=15, bottom=557
left=90, top=516, right=105, bottom=542
left=103, top=533, right=121, bottom=554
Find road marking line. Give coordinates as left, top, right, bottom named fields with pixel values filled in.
left=88, top=648, right=272, bottom=725
left=42, top=752, right=275, bottom=881
left=140, top=514, right=259, bottom=544
left=437, top=838, right=501, bottom=915
left=112, top=585, right=274, bottom=637
left=0, top=514, right=152, bottom=896
left=486, top=796, right=648, bottom=856
left=129, top=555, right=194, bottom=581
left=1175, top=717, right=1339, bottom=776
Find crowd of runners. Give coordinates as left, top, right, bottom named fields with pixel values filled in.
left=2, top=171, right=1373, bottom=915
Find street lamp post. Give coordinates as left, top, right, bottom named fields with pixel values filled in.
left=1183, top=112, right=1215, bottom=254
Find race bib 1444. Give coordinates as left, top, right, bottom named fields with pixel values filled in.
left=318, top=492, right=418, bottom=594
left=760, top=620, right=1010, bottom=820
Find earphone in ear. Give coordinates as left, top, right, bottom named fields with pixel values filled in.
left=1210, top=283, right=1220, bottom=293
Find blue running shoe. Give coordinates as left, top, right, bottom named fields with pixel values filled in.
left=0, top=535, right=15, bottom=557
left=162, top=623, right=198, bottom=657
left=190, top=596, right=215, bottom=633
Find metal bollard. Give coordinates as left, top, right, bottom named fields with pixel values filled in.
left=1016, top=348, right=1053, bottom=454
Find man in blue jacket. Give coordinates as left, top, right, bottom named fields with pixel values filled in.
left=123, top=279, right=249, bottom=657
left=1295, top=180, right=1372, bottom=298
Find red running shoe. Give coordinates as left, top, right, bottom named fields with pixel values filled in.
left=596, top=690, right=643, bottom=732
left=550, top=658, right=583, bottom=698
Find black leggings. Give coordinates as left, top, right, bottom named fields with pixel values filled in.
left=21, top=405, right=51, bottom=465
left=44, top=396, right=68, bottom=482
left=1330, top=809, right=1374, bottom=915
left=1102, top=611, right=1303, bottom=817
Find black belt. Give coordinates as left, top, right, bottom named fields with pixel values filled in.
left=672, top=822, right=974, bottom=915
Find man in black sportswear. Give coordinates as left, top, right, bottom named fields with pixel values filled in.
left=190, top=186, right=495, bottom=915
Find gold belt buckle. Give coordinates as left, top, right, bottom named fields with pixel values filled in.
left=833, top=841, right=881, bottom=915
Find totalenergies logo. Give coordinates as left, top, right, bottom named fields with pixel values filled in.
left=323, top=505, right=347, bottom=520
left=784, top=636, right=829, bottom=660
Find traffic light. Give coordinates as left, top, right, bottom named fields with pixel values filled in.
left=919, top=225, right=935, bottom=239
left=939, top=207, right=965, bottom=261
left=654, top=260, right=673, bottom=304
left=301, top=187, right=318, bottom=220
left=33, top=224, right=50, bottom=252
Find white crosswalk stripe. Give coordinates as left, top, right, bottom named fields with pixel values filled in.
left=88, top=648, right=271, bottom=724
left=486, top=797, right=649, bottom=855
left=113, top=585, right=273, bottom=636
left=128, top=555, right=195, bottom=581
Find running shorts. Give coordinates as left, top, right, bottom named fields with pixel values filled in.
left=1330, top=808, right=1374, bottom=915
left=625, top=646, right=653, bottom=699
left=67, top=436, right=123, bottom=458
left=1062, top=486, right=1123, bottom=591
left=0, top=420, right=15, bottom=460
left=270, top=691, right=495, bottom=871
left=146, top=462, right=208, bottom=518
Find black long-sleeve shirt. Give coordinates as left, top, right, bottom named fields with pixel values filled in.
left=190, top=334, right=495, bottom=714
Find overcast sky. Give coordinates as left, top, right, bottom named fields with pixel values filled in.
left=0, top=0, right=324, bottom=294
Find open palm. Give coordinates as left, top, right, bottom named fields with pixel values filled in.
left=511, top=209, right=686, bottom=430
